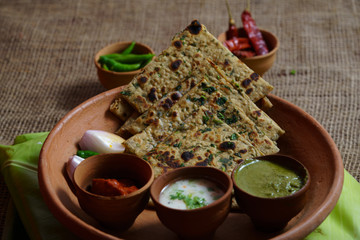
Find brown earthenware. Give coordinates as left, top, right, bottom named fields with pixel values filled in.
left=38, top=87, right=343, bottom=239
left=94, top=41, right=155, bottom=89
left=217, top=28, right=279, bottom=76
left=232, top=154, right=311, bottom=232
left=150, top=166, right=233, bottom=239
left=73, top=153, right=154, bottom=230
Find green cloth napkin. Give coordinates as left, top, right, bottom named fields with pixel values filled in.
left=0, top=133, right=359, bottom=239
left=0, top=133, right=77, bottom=240
left=305, top=169, right=360, bottom=240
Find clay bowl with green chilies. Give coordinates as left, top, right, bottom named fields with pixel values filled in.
left=94, top=41, right=155, bottom=89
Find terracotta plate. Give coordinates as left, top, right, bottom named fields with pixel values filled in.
left=38, top=87, right=344, bottom=240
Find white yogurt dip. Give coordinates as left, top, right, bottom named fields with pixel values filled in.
left=159, top=178, right=225, bottom=210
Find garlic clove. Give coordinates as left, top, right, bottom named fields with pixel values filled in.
left=67, top=155, right=84, bottom=182
left=79, top=130, right=125, bottom=154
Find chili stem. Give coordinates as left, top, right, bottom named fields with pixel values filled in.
left=246, top=0, right=251, bottom=12
left=225, top=0, right=235, bottom=25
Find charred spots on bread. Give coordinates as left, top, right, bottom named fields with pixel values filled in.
left=219, top=141, right=236, bottom=151
left=195, top=159, right=208, bottom=166
left=171, top=92, right=182, bottom=101
left=239, top=149, right=248, bottom=154
left=181, top=151, right=194, bottom=161
left=145, top=118, right=155, bottom=125
left=171, top=111, right=178, bottom=117
left=148, top=88, right=157, bottom=102
left=245, top=88, right=253, bottom=95
left=170, top=59, right=182, bottom=71
left=173, top=40, right=182, bottom=49
left=166, top=159, right=182, bottom=168
left=156, top=162, right=169, bottom=173
left=162, top=151, right=170, bottom=158
left=196, top=153, right=213, bottom=166
left=161, top=98, right=174, bottom=110
left=187, top=20, right=202, bottom=35
left=241, top=78, right=252, bottom=88
left=156, top=151, right=182, bottom=168
left=138, top=76, right=148, bottom=84
left=250, top=72, right=260, bottom=81
left=253, top=110, right=262, bottom=117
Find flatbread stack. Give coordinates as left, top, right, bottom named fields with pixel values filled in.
left=110, top=20, right=285, bottom=178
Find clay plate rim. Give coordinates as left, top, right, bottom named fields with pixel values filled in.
left=38, top=87, right=344, bottom=240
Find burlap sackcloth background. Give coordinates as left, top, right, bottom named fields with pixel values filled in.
left=0, top=0, right=359, bottom=237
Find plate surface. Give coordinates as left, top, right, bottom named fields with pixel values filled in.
left=38, top=87, right=344, bottom=240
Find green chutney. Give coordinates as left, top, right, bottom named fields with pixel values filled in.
left=234, top=159, right=306, bottom=198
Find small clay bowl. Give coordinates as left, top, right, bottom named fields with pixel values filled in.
left=231, top=154, right=310, bottom=232
left=73, top=153, right=154, bottom=230
left=150, top=166, right=233, bottom=240
left=218, top=28, right=279, bottom=76
left=94, top=41, right=155, bottom=89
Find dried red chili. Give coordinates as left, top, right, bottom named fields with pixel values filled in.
left=241, top=10, right=269, bottom=56
left=223, top=37, right=251, bottom=52
left=233, top=49, right=256, bottom=58
left=91, top=178, right=139, bottom=196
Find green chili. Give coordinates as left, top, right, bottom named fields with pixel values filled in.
left=102, top=64, right=109, bottom=71
left=98, top=41, right=154, bottom=72
left=77, top=150, right=99, bottom=158
left=121, top=41, right=136, bottom=54
left=99, top=56, right=141, bottom=72
left=103, top=53, right=155, bottom=64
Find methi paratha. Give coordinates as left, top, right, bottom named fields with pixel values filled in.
left=110, top=20, right=285, bottom=180
left=124, top=80, right=204, bottom=156
left=142, top=106, right=263, bottom=178
left=110, top=20, right=274, bottom=121
left=184, top=79, right=279, bottom=155
left=125, top=73, right=279, bottom=155
left=123, top=77, right=272, bottom=158
left=121, top=58, right=284, bottom=143
left=118, top=76, right=197, bottom=135
left=172, top=20, right=273, bottom=102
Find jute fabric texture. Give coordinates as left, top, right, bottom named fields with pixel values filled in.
left=0, top=0, right=359, bottom=236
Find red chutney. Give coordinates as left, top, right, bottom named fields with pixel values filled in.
left=91, top=178, right=139, bottom=196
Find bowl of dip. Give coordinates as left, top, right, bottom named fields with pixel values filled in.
left=73, top=153, right=154, bottom=230
left=232, top=154, right=310, bottom=232
left=150, top=166, right=233, bottom=239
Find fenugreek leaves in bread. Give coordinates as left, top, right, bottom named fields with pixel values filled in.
left=110, top=20, right=285, bottom=179
left=110, top=20, right=273, bottom=121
